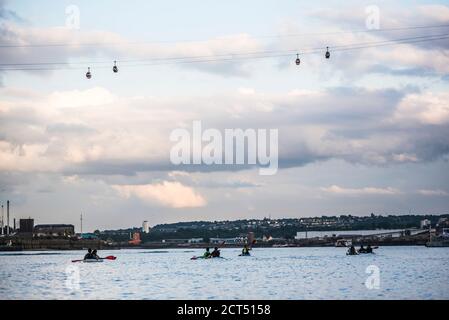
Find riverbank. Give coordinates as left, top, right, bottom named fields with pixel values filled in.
left=0, top=233, right=431, bottom=251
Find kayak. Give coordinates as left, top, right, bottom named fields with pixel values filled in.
left=191, top=256, right=224, bottom=260
left=239, top=254, right=251, bottom=256
left=83, top=258, right=103, bottom=263
left=72, top=255, right=116, bottom=263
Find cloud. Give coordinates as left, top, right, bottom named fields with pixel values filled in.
left=113, top=181, right=206, bottom=208
left=321, top=185, right=402, bottom=196
left=1, top=85, right=449, bottom=176
left=0, top=21, right=263, bottom=77
left=418, top=189, right=449, bottom=196
left=392, top=92, right=449, bottom=125
left=2, top=3, right=448, bottom=82
left=298, top=4, right=449, bottom=79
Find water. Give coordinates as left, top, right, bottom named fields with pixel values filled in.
left=0, top=246, right=448, bottom=299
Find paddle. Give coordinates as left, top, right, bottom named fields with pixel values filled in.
left=102, top=255, right=117, bottom=260
left=249, top=239, right=256, bottom=250
left=71, top=255, right=116, bottom=263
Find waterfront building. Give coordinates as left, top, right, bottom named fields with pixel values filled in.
left=19, top=219, right=34, bottom=233
left=129, top=232, right=141, bottom=245
left=188, top=238, right=203, bottom=243
left=294, top=229, right=419, bottom=240
left=161, top=238, right=204, bottom=244
left=210, top=237, right=245, bottom=244
left=420, top=219, right=431, bottom=229
left=437, top=218, right=449, bottom=227
left=34, top=224, right=75, bottom=237
left=142, top=221, right=150, bottom=233
left=78, top=233, right=98, bottom=239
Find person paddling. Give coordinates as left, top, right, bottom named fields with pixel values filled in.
left=203, top=247, right=211, bottom=258
left=211, top=247, right=220, bottom=258
left=84, top=248, right=94, bottom=260
left=358, top=245, right=366, bottom=254
left=92, top=249, right=100, bottom=260
left=347, top=245, right=357, bottom=255
left=241, top=244, right=250, bottom=256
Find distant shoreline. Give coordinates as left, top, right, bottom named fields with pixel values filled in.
left=0, top=242, right=433, bottom=252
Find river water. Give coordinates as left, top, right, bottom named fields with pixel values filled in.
left=0, top=246, right=448, bottom=299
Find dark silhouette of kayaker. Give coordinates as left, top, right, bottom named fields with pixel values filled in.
left=366, top=245, right=373, bottom=253
left=92, top=249, right=100, bottom=260
left=241, top=244, right=250, bottom=256
left=347, top=245, right=357, bottom=255
left=211, top=247, right=220, bottom=258
left=84, top=248, right=93, bottom=260
left=358, top=245, right=366, bottom=253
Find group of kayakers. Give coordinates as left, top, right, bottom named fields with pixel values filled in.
left=202, top=247, right=221, bottom=258
left=80, top=243, right=374, bottom=261
left=200, top=244, right=252, bottom=258
left=347, top=244, right=374, bottom=255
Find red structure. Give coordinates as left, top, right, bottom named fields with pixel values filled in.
left=129, top=232, right=141, bottom=245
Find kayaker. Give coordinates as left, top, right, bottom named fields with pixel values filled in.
left=92, top=249, right=100, bottom=260
left=211, top=247, right=220, bottom=258
left=366, top=245, right=373, bottom=253
left=347, top=245, right=357, bottom=255
left=203, top=247, right=211, bottom=258
left=241, top=244, right=250, bottom=256
left=358, top=245, right=366, bottom=253
left=84, top=248, right=94, bottom=260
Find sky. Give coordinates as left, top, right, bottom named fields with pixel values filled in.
left=0, top=0, right=449, bottom=231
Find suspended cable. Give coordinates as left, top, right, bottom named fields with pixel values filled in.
left=1, top=33, right=447, bottom=68
left=1, top=24, right=449, bottom=48
left=0, top=34, right=447, bottom=71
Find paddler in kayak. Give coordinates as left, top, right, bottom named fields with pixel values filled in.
left=92, top=249, right=100, bottom=260
left=211, top=247, right=220, bottom=258
left=84, top=248, right=94, bottom=260
left=347, top=245, right=357, bottom=255
left=241, top=244, right=250, bottom=256
left=203, top=247, right=212, bottom=258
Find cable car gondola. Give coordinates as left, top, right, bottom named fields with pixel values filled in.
left=295, top=53, right=300, bottom=66
left=325, top=47, right=330, bottom=59
left=86, top=67, right=91, bottom=79
left=113, top=61, right=118, bottom=73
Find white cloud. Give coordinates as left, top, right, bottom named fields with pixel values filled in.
left=392, top=153, right=418, bottom=163
left=0, top=22, right=264, bottom=77
left=392, top=92, right=449, bottom=125
left=47, top=87, right=117, bottom=109
left=418, top=189, right=449, bottom=196
left=113, top=181, right=207, bottom=208
left=321, top=185, right=402, bottom=196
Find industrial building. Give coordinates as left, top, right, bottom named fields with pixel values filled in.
left=33, top=224, right=75, bottom=237
left=19, top=219, right=34, bottom=233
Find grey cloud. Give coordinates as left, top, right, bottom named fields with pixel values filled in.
left=46, top=123, right=96, bottom=135
left=2, top=86, right=447, bottom=176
